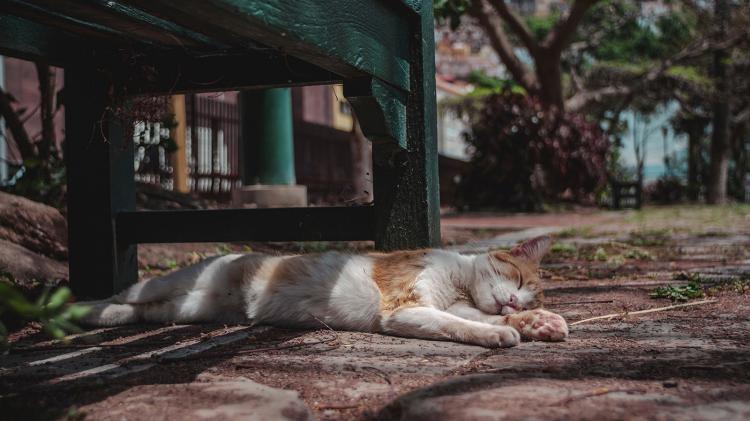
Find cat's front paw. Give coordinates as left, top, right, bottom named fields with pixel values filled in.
left=504, top=309, right=568, bottom=342
left=471, top=325, right=520, bottom=348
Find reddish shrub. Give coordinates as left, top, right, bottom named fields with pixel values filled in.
left=456, top=91, right=610, bottom=211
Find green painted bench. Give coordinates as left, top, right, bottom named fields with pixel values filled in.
left=0, top=0, right=440, bottom=298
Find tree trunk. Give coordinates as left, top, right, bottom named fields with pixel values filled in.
left=535, top=51, right=566, bottom=111
left=728, top=122, right=747, bottom=201
left=686, top=124, right=703, bottom=202
left=35, top=63, right=56, bottom=163
left=0, top=87, right=35, bottom=159
left=707, top=0, right=730, bottom=204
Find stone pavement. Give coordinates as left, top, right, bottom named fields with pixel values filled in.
left=2, top=208, right=749, bottom=420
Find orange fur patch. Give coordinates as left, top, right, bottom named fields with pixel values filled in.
left=371, top=250, right=429, bottom=311
left=228, top=253, right=276, bottom=288
left=266, top=254, right=319, bottom=293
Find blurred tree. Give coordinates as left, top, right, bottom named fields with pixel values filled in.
left=435, top=0, right=705, bottom=112
left=672, top=109, right=710, bottom=201
left=436, top=0, right=750, bottom=203
left=707, top=0, right=730, bottom=204
left=0, top=63, right=65, bottom=206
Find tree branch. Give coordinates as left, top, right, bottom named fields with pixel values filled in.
left=567, top=28, right=749, bottom=112
left=566, top=85, right=633, bottom=112
left=0, top=87, right=36, bottom=159
left=486, top=0, right=539, bottom=55
left=544, top=0, right=601, bottom=54
left=35, top=62, right=57, bottom=163
left=468, top=0, right=538, bottom=93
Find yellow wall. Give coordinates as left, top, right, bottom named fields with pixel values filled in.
left=331, top=85, right=353, bottom=132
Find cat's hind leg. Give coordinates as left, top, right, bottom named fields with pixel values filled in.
left=114, top=255, right=239, bottom=304
left=76, top=255, right=248, bottom=327
left=380, top=306, right=520, bottom=348
left=79, top=286, right=247, bottom=327
left=77, top=302, right=139, bottom=326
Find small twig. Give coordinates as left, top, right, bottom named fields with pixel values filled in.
left=232, top=332, right=338, bottom=355
left=316, top=403, right=360, bottom=410
left=570, top=299, right=717, bottom=326
left=547, top=300, right=615, bottom=307
left=555, top=387, right=645, bottom=406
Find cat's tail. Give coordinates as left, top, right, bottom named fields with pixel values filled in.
left=77, top=300, right=140, bottom=326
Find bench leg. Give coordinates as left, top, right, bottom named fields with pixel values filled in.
left=400, top=0, right=440, bottom=249
left=345, top=3, right=440, bottom=250
left=65, top=66, right=137, bottom=299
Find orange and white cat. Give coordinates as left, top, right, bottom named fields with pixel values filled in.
left=80, top=236, right=568, bottom=348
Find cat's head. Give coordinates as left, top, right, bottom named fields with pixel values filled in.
left=469, top=235, right=552, bottom=315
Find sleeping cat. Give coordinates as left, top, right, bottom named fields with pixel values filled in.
left=80, top=235, right=568, bottom=348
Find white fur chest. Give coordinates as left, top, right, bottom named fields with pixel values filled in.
left=414, top=250, right=474, bottom=310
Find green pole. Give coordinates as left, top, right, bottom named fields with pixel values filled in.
left=239, top=88, right=295, bottom=185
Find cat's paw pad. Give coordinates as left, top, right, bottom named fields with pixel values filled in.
left=506, top=309, right=568, bottom=342
left=473, top=326, right=520, bottom=348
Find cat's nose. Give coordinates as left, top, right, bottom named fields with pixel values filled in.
left=508, top=294, right=518, bottom=307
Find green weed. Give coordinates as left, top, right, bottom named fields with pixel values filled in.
left=650, top=279, right=704, bottom=301
left=550, top=242, right=577, bottom=256
left=624, top=248, right=653, bottom=260
left=628, top=229, right=670, bottom=246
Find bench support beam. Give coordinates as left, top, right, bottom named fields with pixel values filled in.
left=116, top=207, right=375, bottom=244
left=65, top=66, right=138, bottom=299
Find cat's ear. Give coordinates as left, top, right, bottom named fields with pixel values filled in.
left=510, top=235, right=552, bottom=265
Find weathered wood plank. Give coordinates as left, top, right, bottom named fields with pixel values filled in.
left=65, top=66, right=138, bottom=299
left=345, top=77, right=407, bottom=149
left=2, top=0, right=126, bottom=44
left=118, top=0, right=410, bottom=91
left=366, top=0, right=441, bottom=250
left=116, top=207, right=376, bottom=244
left=17, top=0, right=226, bottom=49
left=0, top=14, right=92, bottom=65
left=112, top=50, right=341, bottom=96
left=409, top=0, right=441, bottom=246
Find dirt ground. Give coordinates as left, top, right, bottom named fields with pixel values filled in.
left=1, top=205, right=749, bottom=420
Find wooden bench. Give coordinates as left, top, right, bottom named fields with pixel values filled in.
left=611, top=181, right=642, bottom=210
left=0, top=0, right=441, bottom=298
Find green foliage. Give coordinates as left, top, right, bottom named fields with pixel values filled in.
left=1, top=147, right=67, bottom=208
left=216, top=243, right=233, bottom=255
left=0, top=280, right=90, bottom=348
left=550, top=242, right=577, bottom=256
left=525, top=13, right=558, bottom=43
left=650, top=278, right=704, bottom=302
left=707, top=277, right=750, bottom=296
left=628, top=229, right=670, bottom=246
left=664, top=66, right=713, bottom=90
left=583, top=2, right=695, bottom=64
left=467, top=70, right=518, bottom=93
left=623, top=247, right=653, bottom=261
left=161, top=259, right=179, bottom=270
left=556, top=226, right=597, bottom=239
left=433, top=0, right=472, bottom=30
left=592, top=247, right=609, bottom=262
